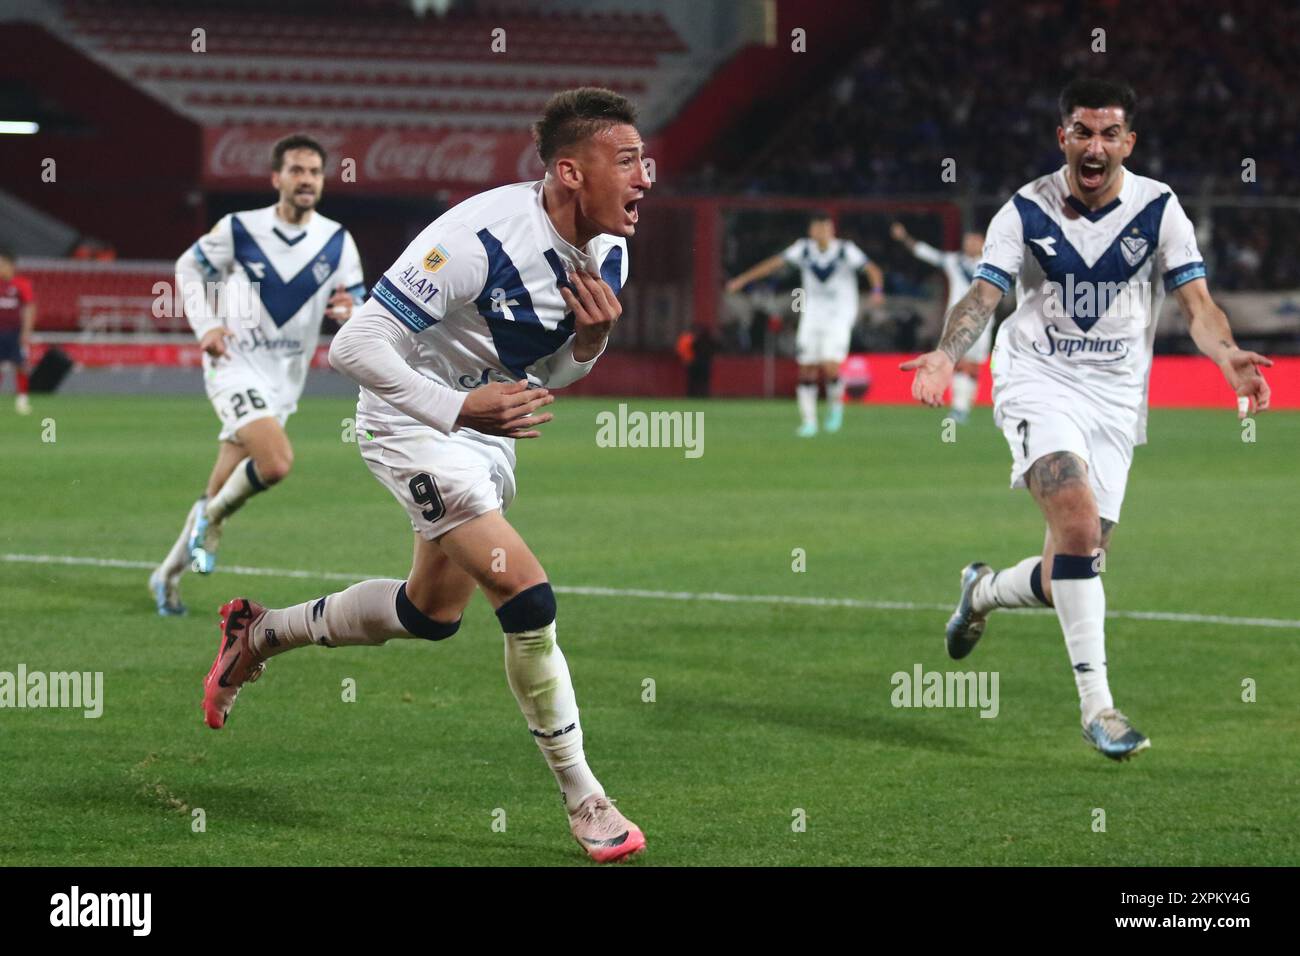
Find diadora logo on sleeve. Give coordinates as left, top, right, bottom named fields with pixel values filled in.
left=1029, top=237, right=1057, bottom=256
left=398, top=265, right=440, bottom=305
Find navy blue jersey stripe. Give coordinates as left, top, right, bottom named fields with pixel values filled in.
left=599, top=246, right=624, bottom=295
left=475, top=229, right=572, bottom=378
left=1014, top=192, right=1170, bottom=332
left=230, top=216, right=345, bottom=328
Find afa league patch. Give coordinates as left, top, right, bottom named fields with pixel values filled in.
left=423, top=243, right=452, bottom=273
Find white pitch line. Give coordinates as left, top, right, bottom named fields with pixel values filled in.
left=5, top=552, right=1299, bottom=630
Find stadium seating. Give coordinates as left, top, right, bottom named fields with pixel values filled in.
left=58, top=0, right=688, bottom=130
left=20, top=259, right=180, bottom=334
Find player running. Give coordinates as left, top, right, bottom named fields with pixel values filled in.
left=150, top=134, right=365, bottom=616
left=201, top=89, right=649, bottom=862
left=0, top=248, right=36, bottom=416
left=727, top=213, right=884, bottom=436
left=902, top=79, right=1271, bottom=760
left=890, top=223, right=987, bottom=423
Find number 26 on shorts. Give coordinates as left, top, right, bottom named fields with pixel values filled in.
left=229, top=388, right=267, bottom=420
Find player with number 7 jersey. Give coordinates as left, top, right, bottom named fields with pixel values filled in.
left=200, top=89, right=650, bottom=862
left=150, top=134, right=365, bottom=617
left=901, top=79, right=1271, bottom=762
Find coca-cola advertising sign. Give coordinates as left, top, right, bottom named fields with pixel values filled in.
left=204, top=127, right=543, bottom=193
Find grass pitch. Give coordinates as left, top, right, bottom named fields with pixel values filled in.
left=1, top=392, right=1296, bottom=866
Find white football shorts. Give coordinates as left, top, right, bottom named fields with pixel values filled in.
left=994, top=390, right=1135, bottom=523
left=205, top=359, right=298, bottom=442
left=358, top=425, right=517, bottom=540
left=796, top=317, right=855, bottom=365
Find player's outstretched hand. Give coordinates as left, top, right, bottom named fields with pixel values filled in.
left=564, top=271, right=621, bottom=362
left=456, top=380, right=554, bottom=439
left=899, top=350, right=955, bottom=407
left=1219, top=347, right=1273, bottom=418
left=199, top=327, right=232, bottom=359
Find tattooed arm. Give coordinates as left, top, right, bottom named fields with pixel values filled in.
left=899, top=278, right=1003, bottom=407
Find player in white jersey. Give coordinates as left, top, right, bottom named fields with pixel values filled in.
left=902, top=79, right=1271, bottom=760
left=200, top=89, right=650, bottom=862
left=150, top=135, right=364, bottom=616
left=727, top=213, right=885, bottom=436
left=891, top=223, right=987, bottom=422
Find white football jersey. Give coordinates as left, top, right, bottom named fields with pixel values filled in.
left=911, top=241, right=979, bottom=312
left=355, top=180, right=628, bottom=435
left=976, top=166, right=1205, bottom=443
left=780, top=237, right=869, bottom=325
left=179, top=204, right=364, bottom=392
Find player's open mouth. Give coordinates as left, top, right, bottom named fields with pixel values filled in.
left=624, top=198, right=640, bottom=223
left=1079, top=159, right=1106, bottom=188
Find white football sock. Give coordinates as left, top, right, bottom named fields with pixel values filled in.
left=951, top=372, right=977, bottom=415
left=250, top=579, right=459, bottom=657
left=1051, top=555, right=1113, bottom=722
left=826, top=377, right=845, bottom=407
left=796, top=383, right=818, bottom=426
left=503, top=620, right=603, bottom=811
left=206, top=458, right=267, bottom=523
left=159, top=497, right=204, bottom=579
left=971, top=556, right=1049, bottom=614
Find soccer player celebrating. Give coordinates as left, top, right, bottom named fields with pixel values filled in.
left=201, top=89, right=649, bottom=862
left=727, top=213, right=885, bottom=436
left=149, top=134, right=365, bottom=615
left=0, top=247, right=36, bottom=415
left=902, top=79, right=1271, bottom=760
left=890, top=223, right=987, bottom=423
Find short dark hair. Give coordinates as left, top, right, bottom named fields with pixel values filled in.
left=0, top=246, right=14, bottom=263
left=1059, top=78, right=1137, bottom=130
left=531, top=88, right=638, bottom=166
left=808, top=210, right=834, bottom=225
left=271, top=133, right=327, bottom=172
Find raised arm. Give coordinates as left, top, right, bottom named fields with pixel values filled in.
left=1174, top=277, right=1271, bottom=417
left=899, top=278, right=1003, bottom=406
left=890, top=222, right=946, bottom=268
left=725, top=254, right=788, bottom=294
left=862, top=260, right=885, bottom=304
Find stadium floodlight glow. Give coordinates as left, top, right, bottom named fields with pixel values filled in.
left=0, top=121, right=40, bottom=135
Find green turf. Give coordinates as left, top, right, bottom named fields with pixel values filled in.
left=1, top=394, right=1296, bottom=866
